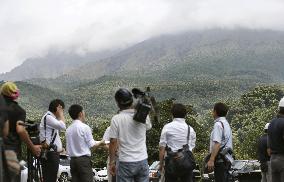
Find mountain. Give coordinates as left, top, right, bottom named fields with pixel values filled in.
left=13, top=29, right=284, bottom=116
left=5, top=29, right=284, bottom=84
left=0, top=50, right=118, bottom=81
left=63, top=29, right=284, bottom=82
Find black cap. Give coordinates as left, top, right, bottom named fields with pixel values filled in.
left=115, top=88, right=133, bottom=106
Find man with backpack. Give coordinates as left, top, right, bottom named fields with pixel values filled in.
left=206, top=102, right=233, bottom=182
left=159, top=103, right=196, bottom=182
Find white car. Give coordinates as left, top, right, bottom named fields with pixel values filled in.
left=93, top=167, right=108, bottom=182
left=57, top=155, right=71, bottom=182
left=20, top=155, right=72, bottom=182
left=20, top=165, right=28, bottom=182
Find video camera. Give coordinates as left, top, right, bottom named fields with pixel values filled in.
left=19, top=120, right=56, bottom=160
left=132, top=87, right=159, bottom=124
left=19, top=121, right=39, bottom=133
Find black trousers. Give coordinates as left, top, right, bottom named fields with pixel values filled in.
left=41, top=151, right=60, bottom=182
left=271, top=154, right=284, bottom=182
left=165, top=169, right=193, bottom=182
left=70, top=156, right=93, bottom=182
left=214, top=162, right=230, bottom=182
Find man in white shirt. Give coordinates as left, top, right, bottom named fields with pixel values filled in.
left=66, top=104, right=105, bottom=182
left=109, top=88, right=152, bottom=182
left=103, top=126, right=116, bottom=182
left=159, top=103, right=196, bottom=182
left=39, top=99, right=66, bottom=182
left=207, top=102, right=233, bottom=182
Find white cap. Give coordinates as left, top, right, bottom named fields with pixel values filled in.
left=264, top=123, right=270, bottom=130
left=279, top=97, right=284, bottom=107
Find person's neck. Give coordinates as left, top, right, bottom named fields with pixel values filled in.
left=76, top=118, right=84, bottom=122
left=119, top=107, right=133, bottom=111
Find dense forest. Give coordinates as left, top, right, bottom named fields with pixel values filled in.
left=4, top=81, right=282, bottom=168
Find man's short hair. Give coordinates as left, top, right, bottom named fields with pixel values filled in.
left=68, top=104, right=83, bottom=120
left=48, top=99, right=65, bottom=113
left=214, top=102, right=229, bottom=117
left=171, top=103, right=187, bottom=118
left=279, top=107, right=284, bottom=115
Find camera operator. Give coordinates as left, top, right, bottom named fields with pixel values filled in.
left=39, top=99, right=66, bottom=182
left=0, top=94, right=9, bottom=182
left=109, top=88, right=152, bottom=182
left=0, top=94, right=9, bottom=138
left=1, top=82, right=41, bottom=182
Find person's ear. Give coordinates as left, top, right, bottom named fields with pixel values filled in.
left=212, top=110, right=217, bottom=118
left=79, top=111, right=83, bottom=118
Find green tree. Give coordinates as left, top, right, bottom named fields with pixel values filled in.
left=229, top=85, right=284, bottom=159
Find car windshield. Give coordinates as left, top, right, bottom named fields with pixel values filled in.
left=232, top=161, right=246, bottom=170
left=149, top=161, right=159, bottom=170
left=232, top=160, right=261, bottom=173
left=60, top=159, right=70, bottom=166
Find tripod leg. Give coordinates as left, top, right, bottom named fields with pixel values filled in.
left=27, top=150, right=32, bottom=182
left=0, top=139, right=3, bottom=182
left=38, top=159, right=43, bottom=182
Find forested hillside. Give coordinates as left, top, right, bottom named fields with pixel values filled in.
left=2, top=29, right=284, bottom=167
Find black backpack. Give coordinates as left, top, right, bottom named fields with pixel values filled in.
left=165, top=125, right=196, bottom=176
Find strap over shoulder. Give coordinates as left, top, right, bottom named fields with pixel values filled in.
left=43, top=113, right=57, bottom=145
left=187, top=125, right=190, bottom=145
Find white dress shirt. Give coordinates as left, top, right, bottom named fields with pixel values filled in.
left=210, top=117, right=233, bottom=152
left=103, top=126, right=111, bottom=144
left=39, top=111, right=66, bottom=152
left=109, top=109, right=152, bottom=162
left=66, top=120, right=97, bottom=157
left=159, top=118, right=196, bottom=152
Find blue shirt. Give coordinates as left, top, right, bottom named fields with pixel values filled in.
left=210, top=117, right=233, bottom=152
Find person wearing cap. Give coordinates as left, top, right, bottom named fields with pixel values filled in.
left=268, top=97, right=284, bottom=182
left=109, top=88, right=152, bottom=182
left=1, top=82, right=41, bottom=182
left=0, top=94, right=9, bottom=182
left=258, top=123, right=271, bottom=182
left=0, top=94, right=9, bottom=138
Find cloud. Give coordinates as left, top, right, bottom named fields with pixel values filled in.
left=0, top=0, right=283, bottom=73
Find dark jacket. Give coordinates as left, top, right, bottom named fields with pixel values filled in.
left=3, top=96, right=26, bottom=155
left=268, top=115, right=284, bottom=154
left=258, top=133, right=270, bottom=172
left=257, top=134, right=270, bottom=163
left=0, top=95, right=8, bottom=137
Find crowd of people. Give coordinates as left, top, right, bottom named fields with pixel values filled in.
left=0, top=81, right=283, bottom=182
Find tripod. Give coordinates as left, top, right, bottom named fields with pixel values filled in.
left=27, top=136, right=43, bottom=182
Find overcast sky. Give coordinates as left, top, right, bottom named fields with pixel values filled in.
left=0, top=0, right=284, bottom=73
